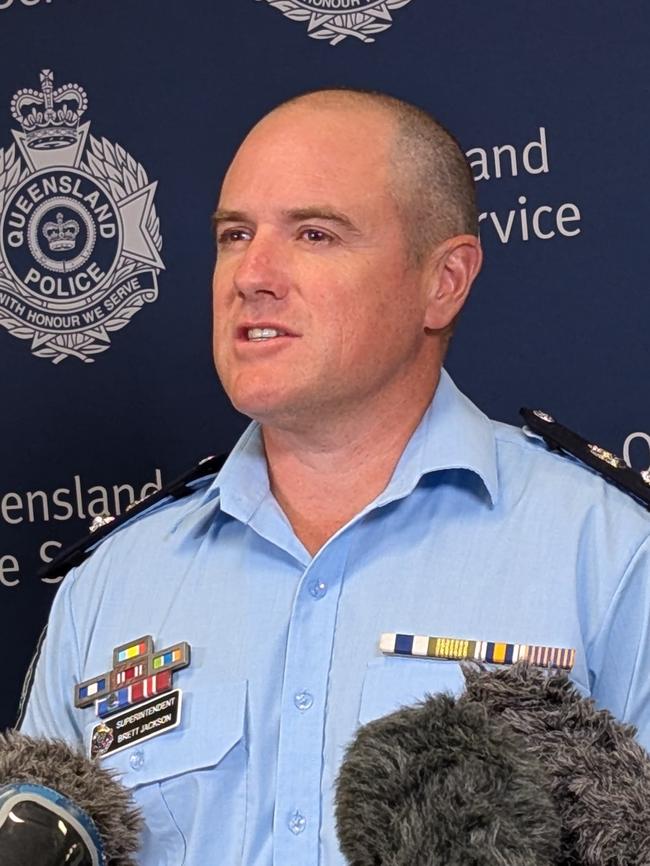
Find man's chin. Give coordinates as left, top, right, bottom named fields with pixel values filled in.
left=231, top=392, right=329, bottom=434
left=229, top=391, right=296, bottom=426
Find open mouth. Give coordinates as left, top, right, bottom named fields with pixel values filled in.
left=246, top=327, right=288, bottom=342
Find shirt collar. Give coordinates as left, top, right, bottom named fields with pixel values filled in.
left=196, top=367, right=498, bottom=524
left=374, top=368, right=499, bottom=508
left=199, top=421, right=269, bottom=523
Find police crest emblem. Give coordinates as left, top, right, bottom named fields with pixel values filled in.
left=0, top=70, right=164, bottom=363
left=262, top=0, right=414, bottom=45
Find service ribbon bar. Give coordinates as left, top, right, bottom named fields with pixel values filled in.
left=96, top=670, right=173, bottom=719
left=379, top=633, right=575, bottom=671
left=74, top=634, right=191, bottom=716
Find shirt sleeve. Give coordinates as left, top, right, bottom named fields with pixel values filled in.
left=590, top=533, right=650, bottom=750
left=18, top=570, right=84, bottom=746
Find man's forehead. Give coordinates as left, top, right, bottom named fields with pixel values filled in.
left=232, top=101, right=393, bottom=167
left=220, top=102, right=395, bottom=205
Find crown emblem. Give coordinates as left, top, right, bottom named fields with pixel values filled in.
left=11, top=70, right=87, bottom=150
left=42, top=212, right=80, bottom=252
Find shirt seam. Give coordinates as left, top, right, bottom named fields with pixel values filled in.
left=590, top=531, right=650, bottom=718
left=67, top=573, right=84, bottom=714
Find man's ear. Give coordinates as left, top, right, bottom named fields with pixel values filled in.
left=423, top=235, right=483, bottom=331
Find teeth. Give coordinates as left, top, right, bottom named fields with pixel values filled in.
left=247, top=327, right=286, bottom=341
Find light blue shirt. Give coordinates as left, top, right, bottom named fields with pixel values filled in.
left=21, top=370, right=650, bottom=866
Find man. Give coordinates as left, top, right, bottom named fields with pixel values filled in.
left=20, top=90, right=650, bottom=866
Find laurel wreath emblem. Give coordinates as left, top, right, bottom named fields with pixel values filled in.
left=264, top=0, right=413, bottom=45
left=83, top=136, right=162, bottom=256
left=0, top=138, right=163, bottom=363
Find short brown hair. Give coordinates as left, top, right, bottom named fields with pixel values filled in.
left=278, top=88, right=478, bottom=262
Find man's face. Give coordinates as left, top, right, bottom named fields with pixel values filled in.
left=212, top=102, right=436, bottom=429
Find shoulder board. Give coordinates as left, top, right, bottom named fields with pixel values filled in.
left=38, top=453, right=229, bottom=583
left=520, top=408, right=650, bottom=511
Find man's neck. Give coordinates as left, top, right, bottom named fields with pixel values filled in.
left=262, top=373, right=441, bottom=556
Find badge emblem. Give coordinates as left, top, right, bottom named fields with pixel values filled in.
left=75, top=635, right=189, bottom=718
left=532, top=410, right=555, bottom=424
left=587, top=444, right=626, bottom=469
left=261, top=0, right=414, bottom=46
left=90, top=723, right=114, bottom=757
left=0, top=70, right=164, bottom=363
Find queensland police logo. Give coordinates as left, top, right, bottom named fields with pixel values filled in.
left=262, top=0, right=414, bottom=45
left=0, top=70, right=164, bottom=363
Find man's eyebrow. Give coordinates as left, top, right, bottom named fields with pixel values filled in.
left=211, top=206, right=361, bottom=234
left=283, top=207, right=360, bottom=233
left=212, top=209, right=250, bottom=228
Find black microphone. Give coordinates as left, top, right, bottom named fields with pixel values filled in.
left=0, top=731, right=142, bottom=866
left=336, top=663, right=650, bottom=865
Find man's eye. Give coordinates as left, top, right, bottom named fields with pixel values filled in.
left=301, top=228, right=332, bottom=244
left=217, top=228, right=251, bottom=245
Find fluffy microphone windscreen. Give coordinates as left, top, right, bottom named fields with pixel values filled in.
left=0, top=731, right=142, bottom=866
left=335, top=691, right=561, bottom=866
left=460, top=664, right=650, bottom=866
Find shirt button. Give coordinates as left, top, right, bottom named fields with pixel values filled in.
left=288, top=810, right=307, bottom=835
left=129, top=749, right=144, bottom=770
left=294, top=690, right=314, bottom=711
left=309, top=579, right=327, bottom=599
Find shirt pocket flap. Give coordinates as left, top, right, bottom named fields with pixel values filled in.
left=88, top=679, right=247, bottom=789
left=359, top=657, right=466, bottom=725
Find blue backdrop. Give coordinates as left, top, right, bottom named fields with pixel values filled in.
left=1, top=0, right=648, bottom=728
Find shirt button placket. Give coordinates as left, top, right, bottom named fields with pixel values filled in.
left=273, top=545, right=348, bottom=864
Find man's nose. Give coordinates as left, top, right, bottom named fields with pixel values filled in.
left=233, top=233, right=288, bottom=301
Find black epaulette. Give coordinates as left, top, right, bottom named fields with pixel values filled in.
left=39, top=453, right=229, bottom=582
left=520, top=408, right=650, bottom=511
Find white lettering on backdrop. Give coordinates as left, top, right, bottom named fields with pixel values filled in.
left=0, top=468, right=162, bottom=586
left=466, top=127, right=583, bottom=245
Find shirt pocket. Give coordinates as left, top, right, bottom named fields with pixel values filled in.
left=84, top=679, right=247, bottom=866
left=359, top=657, right=466, bottom=725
